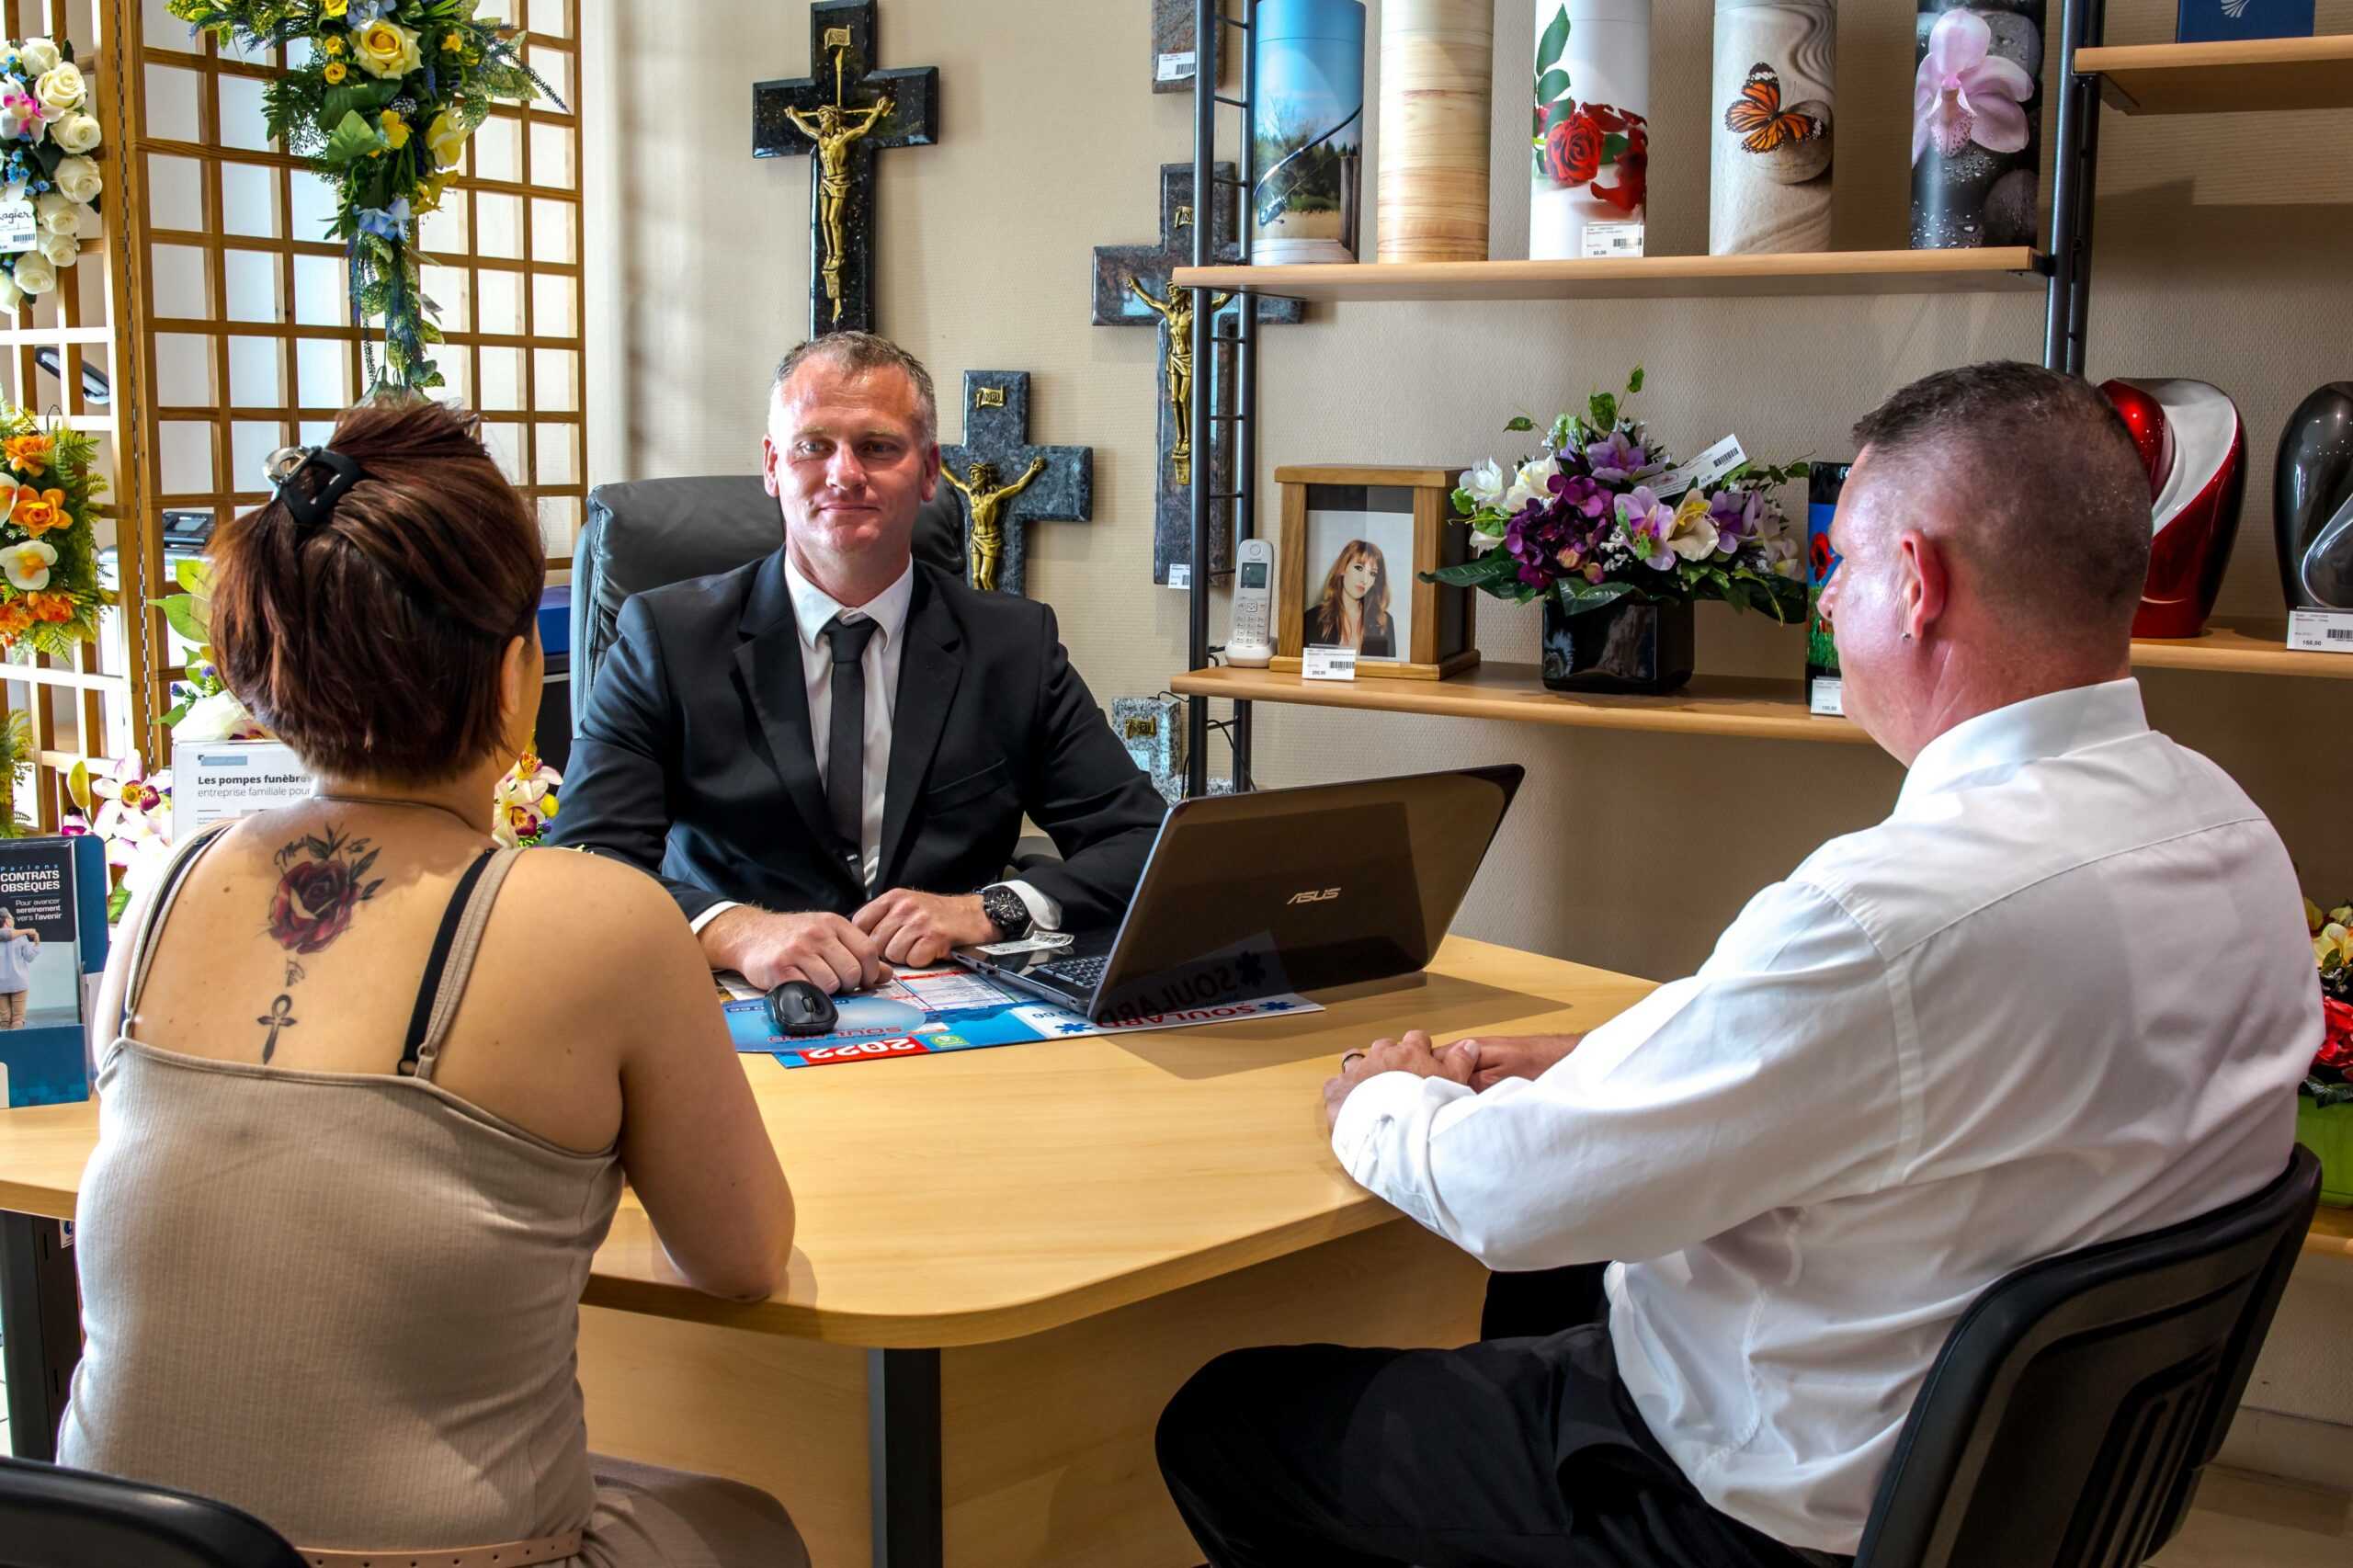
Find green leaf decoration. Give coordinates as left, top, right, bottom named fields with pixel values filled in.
left=1452, top=486, right=1478, bottom=516
left=1602, top=132, right=1628, bottom=162
left=160, top=594, right=210, bottom=645
left=1427, top=552, right=1521, bottom=589
left=172, top=557, right=213, bottom=597
left=321, top=77, right=401, bottom=127
left=1536, top=69, right=1574, bottom=108
left=1504, top=415, right=1536, bottom=433
left=321, top=108, right=385, bottom=167
left=1588, top=392, right=1618, bottom=432
left=1556, top=580, right=1637, bottom=617
left=1627, top=366, right=1645, bottom=393
left=1536, top=5, right=1573, bottom=77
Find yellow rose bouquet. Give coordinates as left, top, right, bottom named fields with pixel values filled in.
left=167, top=0, right=564, bottom=392
left=0, top=408, right=108, bottom=655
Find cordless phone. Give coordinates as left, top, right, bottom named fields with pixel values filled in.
left=1226, top=539, right=1274, bottom=667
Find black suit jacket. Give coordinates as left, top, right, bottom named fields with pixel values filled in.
left=549, top=550, right=1166, bottom=929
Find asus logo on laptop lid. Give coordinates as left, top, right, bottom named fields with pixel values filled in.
left=1287, top=888, right=1342, bottom=905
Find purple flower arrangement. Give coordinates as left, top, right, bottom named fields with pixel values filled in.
left=1430, top=369, right=1810, bottom=621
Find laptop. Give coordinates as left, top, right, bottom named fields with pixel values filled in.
left=954, top=764, right=1524, bottom=1024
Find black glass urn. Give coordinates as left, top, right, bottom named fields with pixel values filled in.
left=1540, top=594, right=1695, bottom=695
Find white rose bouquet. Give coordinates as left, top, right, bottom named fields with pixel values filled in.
left=0, top=34, right=104, bottom=306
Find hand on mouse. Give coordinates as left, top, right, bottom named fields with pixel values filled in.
left=700, top=907, right=891, bottom=994
left=852, top=889, right=997, bottom=969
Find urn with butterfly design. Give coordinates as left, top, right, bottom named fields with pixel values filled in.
left=1710, top=0, right=1836, bottom=255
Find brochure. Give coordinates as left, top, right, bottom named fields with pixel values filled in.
left=722, top=966, right=1323, bottom=1069
left=0, top=833, right=108, bottom=1106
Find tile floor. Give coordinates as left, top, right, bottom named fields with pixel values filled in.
left=0, top=1335, right=2345, bottom=1567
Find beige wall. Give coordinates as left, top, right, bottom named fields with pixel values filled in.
left=583, top=0, right=2353, bottom=1457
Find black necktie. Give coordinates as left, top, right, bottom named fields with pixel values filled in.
left=821, top=614, right=880, bottom=879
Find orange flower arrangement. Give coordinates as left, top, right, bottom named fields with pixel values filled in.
left=8, top=486, right=66, bottom=536
left=2, top=432, right=53, bottom=478
left=26, top=590, right=73, bottom=623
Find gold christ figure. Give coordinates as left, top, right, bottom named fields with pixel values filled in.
left=943, top=456, right=1047, bottom=594
left=785, top=95, right=893, bottom=324
left=1128, top=278, right=1231, bottom=487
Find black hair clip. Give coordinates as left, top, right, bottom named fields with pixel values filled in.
left=263, top=444, right=366, bottom=529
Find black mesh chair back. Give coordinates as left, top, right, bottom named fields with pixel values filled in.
left=1854, top=1144, right=2321, bottom=1568
left=572, top=476, right=965, bottom=733
left=0, top=1455, right=308, bottom=1568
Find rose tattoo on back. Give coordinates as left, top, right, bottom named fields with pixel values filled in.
left=256, top=824, right=384, bottom=1062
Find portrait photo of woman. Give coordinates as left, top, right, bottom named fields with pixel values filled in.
left=1307, top=538, right=1396, bottom=657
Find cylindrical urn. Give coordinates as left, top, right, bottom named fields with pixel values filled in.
left=1378, top=0, right=1494, bottom=262
left=1530, top=0, right=1651, bottom=260
left=1912, top=0, right=2046, bottom=248
left=1709, top=0, right=1836, bottom=256
left=1253, top=0, right=1368, bottom=265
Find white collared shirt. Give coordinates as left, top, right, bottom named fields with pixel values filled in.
left=1332, top=679, right=2317, bottom=1554
left=689, top=556, right=1058, bottom=934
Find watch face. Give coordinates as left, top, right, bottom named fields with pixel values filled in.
left=983, top=887, right=1029, bottom=936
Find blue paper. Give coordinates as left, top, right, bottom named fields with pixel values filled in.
left=2177, top=0, right=2314, bottom=43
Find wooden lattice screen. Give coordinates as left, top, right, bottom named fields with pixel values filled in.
left=0, top=0, right=152, bottom=829
left=0, top=0, right=585, bottom=826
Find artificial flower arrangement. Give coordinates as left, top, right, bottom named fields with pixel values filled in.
left=61, top=755, right=173, bottom=918
left=0, top=412, right=108, bottom=654
left=0, top=32, right=105, bottom=310
left=2306, top=896, right=2353, bottom=1109
left=1433, top=368, right=1809, bottom=621
left=166, top=0, right=563, bottom=392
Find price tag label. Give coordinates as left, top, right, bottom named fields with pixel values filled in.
left=2287, top=608, right=2353, bottom=653
left=1581, top=222, right=1644, bottom=258
left=1156, top=51, right=1197, bottom=83
left=1809, top=676, right=1845, bottom=717
left=1167, top=563, right=1191, bottom=590
left=1653, top=435, right=1749, bottom=498
left=1302, top=645, right=1358, bottom=682
left=0, top=197, right=37, bottom=255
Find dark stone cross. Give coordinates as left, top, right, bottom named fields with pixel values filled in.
left=753, top=0, right=940, bottom=338
left=1091, top=163, right=1302, bottom=585
left=938, top=371, right=1094, bottom=599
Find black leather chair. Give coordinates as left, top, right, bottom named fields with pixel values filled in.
left=1852, top=1144, right=2322, bottom=1568
left=0, top=1455, right=308, bottom=1568
left=570, top=475, right=964, bottom=735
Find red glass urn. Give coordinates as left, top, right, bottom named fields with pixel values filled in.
left=2100, top=377, right=2246, bottom=640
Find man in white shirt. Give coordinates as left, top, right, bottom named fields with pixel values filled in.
left=553, top=335, right=1165, bottom=991
left=1156, top=361, right=2319, bottom=1567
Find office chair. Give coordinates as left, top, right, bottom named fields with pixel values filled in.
left=0, top=1454, right=308, bottom=1568
left=1852, top=1144, right=2322, bottom=1568
left=571, top=475, right=964, bottom=734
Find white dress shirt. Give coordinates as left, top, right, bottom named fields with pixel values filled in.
left=689, top=555, right=1059, bottom=935
left=1332, top=679, right=2317, bottom=1554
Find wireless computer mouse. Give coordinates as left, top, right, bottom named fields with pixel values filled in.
left=766, top=979, right=839, bottom=1038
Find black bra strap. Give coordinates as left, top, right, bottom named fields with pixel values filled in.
left=398, top=851, right=495, bottom=1077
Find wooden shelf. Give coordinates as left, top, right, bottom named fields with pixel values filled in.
left=2132, top=617, right=2353, bottom=679
left=1172, top=248, right=2049, bottom=304
left=1174, top=620, right=2347, bottom=745
left=2082, top=36, right=2353, bottom=116
left=2309, top=1205, right=2353, bottom=1262
left=1173, top=663, right=1873, bottom=744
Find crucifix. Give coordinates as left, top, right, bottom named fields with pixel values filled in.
left=939, top=371, right=1093, bottom=598
left=1091, top=163, right=1303, bottom=585
left=753, top=0, right=940, bottom=337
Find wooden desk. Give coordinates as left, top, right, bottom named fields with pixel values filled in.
left=0, top=937, right=1653, bottom=1568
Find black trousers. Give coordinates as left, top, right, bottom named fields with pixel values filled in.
left=1156, top=1264, right=1846, bottom=1568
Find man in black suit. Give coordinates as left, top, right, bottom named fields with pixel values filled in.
left=551, top=333, right=1165, bottom=993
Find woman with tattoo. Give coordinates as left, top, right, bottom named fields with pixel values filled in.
left=58, top=400, right=808, bottom=1567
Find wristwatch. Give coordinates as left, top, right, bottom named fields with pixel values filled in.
left=978, top=883, right=1033, bottom=941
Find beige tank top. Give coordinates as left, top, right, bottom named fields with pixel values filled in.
left=57, top=824, right=624, bottom=1553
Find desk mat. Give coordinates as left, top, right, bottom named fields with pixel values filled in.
left=721, top=968, right=1322, bottom=1068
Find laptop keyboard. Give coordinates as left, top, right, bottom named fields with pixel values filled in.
left=1036, top=954, right=1108, bottom=988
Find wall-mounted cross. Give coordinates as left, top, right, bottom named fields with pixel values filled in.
left=939, top=371, right=1094, bottom=598
left=1091, top=164, right=1303, bottom=585
left=753, top=0, right=940, bottom=338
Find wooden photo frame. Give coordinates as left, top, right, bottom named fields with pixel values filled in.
left=1275, top=465, right=1479, bottom=681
